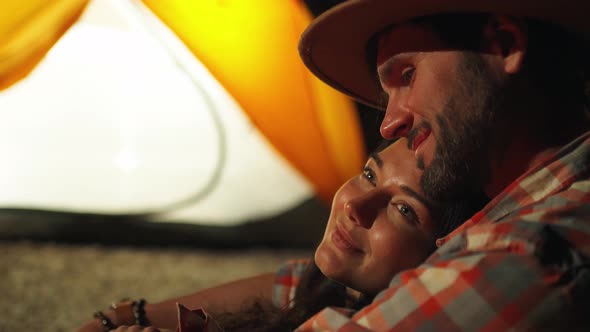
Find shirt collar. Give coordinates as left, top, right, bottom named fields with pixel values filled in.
left=436, top=130, right=590, bottom=247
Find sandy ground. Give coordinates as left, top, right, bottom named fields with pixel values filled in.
left=1, top=241, right=310, bottom=331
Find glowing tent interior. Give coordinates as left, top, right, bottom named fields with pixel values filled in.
left=0, top=0, right=367, bottom=247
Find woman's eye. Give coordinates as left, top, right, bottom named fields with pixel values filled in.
left=400, top=67, right=415, bottom=86
left=362, top=167, right=376, bottom=186
left=394, top=203, right=419, bottom=224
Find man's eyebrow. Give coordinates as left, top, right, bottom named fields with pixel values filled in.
left=369, top=152, right=384, bottom=168
left=377, top=53, right=416, bottom=86
left=377, top=57, right=396, bottom=86
left=400, top=184, right=434, bottom=210
left=376, top=90, right=389, bottom=109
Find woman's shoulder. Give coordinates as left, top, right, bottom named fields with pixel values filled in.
left=275, top=258, right=312, bottom=279
left=272, top=258, right=312, bottom=308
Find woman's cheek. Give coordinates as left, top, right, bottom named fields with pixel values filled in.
left=330, top=179, right=361, bottom=218
left=369, top=217, right=419, bottom=263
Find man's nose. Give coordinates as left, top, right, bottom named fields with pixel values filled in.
left=344, top=191, right=383, bottom=229
left=380, top=95, right=414, bottom=139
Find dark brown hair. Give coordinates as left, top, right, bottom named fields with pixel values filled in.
left=213, top=260, right=361, bottom=332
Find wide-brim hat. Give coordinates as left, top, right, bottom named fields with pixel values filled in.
left=299, top=0, right=590, bottom=110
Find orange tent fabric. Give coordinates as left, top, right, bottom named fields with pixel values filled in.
left=0, top=0, right=366, bottom=203
left=0, top=0, right=89, bottom=90
left=142, top=0, right=366, bottom=202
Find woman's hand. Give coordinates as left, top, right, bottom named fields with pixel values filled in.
left=109, top=326, right=175, bottom=332
left=76, top=317, right=114, bottom=332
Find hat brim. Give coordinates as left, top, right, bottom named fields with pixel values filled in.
left=299, top=0, right=590, bottom=110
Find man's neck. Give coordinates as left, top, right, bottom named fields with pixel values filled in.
left=485, top=114, right=590, bottom=198
left=485, top=144, right=558, bottom=197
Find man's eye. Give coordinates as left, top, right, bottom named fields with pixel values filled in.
left=400, top=67, right=415, bottom=86
left=362, top=167, right=376, bottom=186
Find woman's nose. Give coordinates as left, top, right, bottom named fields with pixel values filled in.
left=380, top=95, right=414, bottom=140
left=344, top=191, right=383, bottom=229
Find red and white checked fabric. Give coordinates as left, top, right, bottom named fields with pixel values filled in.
left=272, top=258, right=312, bottom=309
left=295, top=131, right=590, bottom=331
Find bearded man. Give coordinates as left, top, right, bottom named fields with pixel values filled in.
left=297, top=0, right=590, bottom=330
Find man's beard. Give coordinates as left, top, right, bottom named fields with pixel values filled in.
left=419, top=53, right=505, bottom=202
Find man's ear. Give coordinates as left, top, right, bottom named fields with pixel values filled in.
left=483, top=15, right=527, bottom=74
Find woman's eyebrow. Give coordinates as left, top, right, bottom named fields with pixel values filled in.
left=400, top=184, right=434, bottom=210
left=369, top=152, right=384, bottom=168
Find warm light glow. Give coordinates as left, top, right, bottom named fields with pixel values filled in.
left=0, top=0, right=90, bottom=90
left=0, top=0, right=367, bottom=223
left=141, top=0, right=366, bottom=202
left=0, top=0, right=313, bottom=223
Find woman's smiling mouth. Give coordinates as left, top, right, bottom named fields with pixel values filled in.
left=332, top=224, right=363, bottom=253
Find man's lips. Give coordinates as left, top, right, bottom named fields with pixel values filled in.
left=410, top=128, right=431, bottom=152
left=333, top=223, right=362, bottom=252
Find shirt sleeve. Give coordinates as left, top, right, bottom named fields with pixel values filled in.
left=295, top=220, right=589, bottom=331
left=272, top=258, right=312, bottom=309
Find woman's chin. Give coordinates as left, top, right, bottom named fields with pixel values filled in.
left=315, top=242, right=348, bottom=281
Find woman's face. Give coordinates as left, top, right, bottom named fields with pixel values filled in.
left=315, top=138, right=438, bottom=295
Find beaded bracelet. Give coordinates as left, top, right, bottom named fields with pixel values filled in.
left=108, top=298, right=149, bottom=326
left=93, top=311, right=116, bottom=332
left=133, top=298, right=149, bottom=326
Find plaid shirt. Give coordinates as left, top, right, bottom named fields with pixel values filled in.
left=295, top=131, right=590, bottom=331
left=272, top=258, right=312, bottom=309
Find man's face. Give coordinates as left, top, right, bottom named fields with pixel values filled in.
left=376, top=23, right=502, bottom=201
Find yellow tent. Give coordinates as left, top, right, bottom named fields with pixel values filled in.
left=0, top=0, right=365, bottom=219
